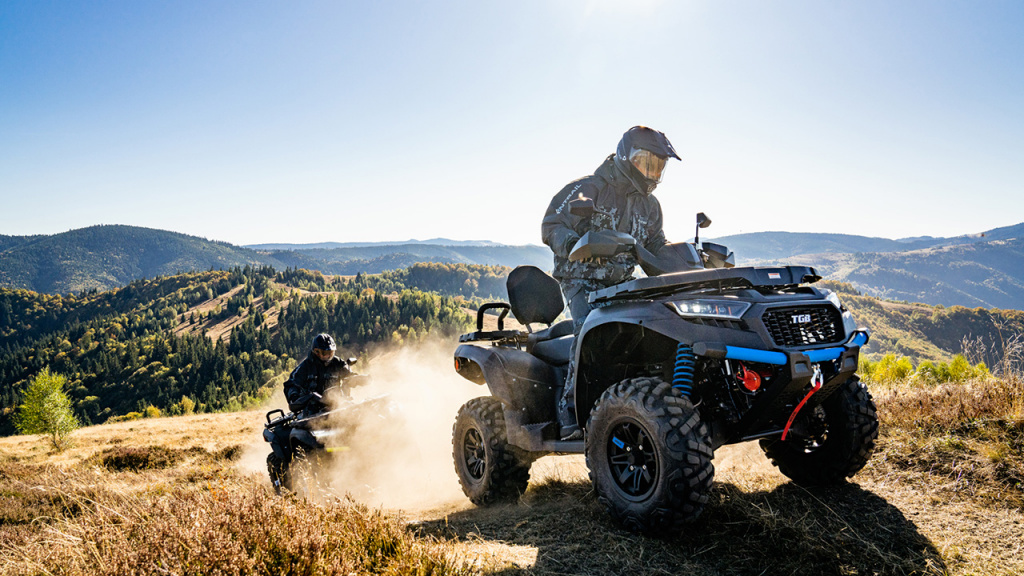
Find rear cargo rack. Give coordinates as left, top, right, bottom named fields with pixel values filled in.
left=458, top=302, right=524, bottom=342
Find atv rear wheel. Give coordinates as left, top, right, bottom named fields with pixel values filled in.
left=452, top=397, right=534, bottom=505
left=586, top=377, right=714, bottom=533
left=267, top=452, right=291, bottom=494
left=760, top=376, right=878, bottom=485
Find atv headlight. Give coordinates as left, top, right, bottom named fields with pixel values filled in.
left=825, top=291, right=859, bottom=334
left=667, top=299, right=750, bottom=320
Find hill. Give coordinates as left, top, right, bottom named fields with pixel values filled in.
left=793, top=238, right=1024, bottom=309
left=710, top=222, right=1024, bottom=310
left=246, top=238, right=511, bottom=250
left=710, top=231, right=913, bottom=261
left=3, top=259, right=1022, bottom=436
left=264, top=244, right=551, bottom=275
left=713, top=221, right=1024, bottom=262
left=0, top=226, right=550, bottom=294
left=822, top=280, right=1024, bottom=364
left=0, top=225, right=283, bottom=294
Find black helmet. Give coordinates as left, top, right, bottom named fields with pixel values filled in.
left=311, top=333, right=336, bottom=351
left=613, top=126, right=680, bottom=195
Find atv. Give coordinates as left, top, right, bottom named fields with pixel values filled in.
left=263, top=363, right=385, bottom=494
left=451, top=198, right=878, bottom=533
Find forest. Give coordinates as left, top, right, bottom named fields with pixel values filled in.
left=0, top=263, right=506, bottom=434
left=4, top=263, right=1023, bottom=436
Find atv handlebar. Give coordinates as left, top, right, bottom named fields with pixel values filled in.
left=566, top=196, right=734, bottom=273
left=568, top=229, right=725, bottom=274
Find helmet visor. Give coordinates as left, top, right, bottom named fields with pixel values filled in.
left=629, top=148, right=668, bottom=183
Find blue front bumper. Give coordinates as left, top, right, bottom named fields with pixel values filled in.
left=697, top=330, right=870, bottom=366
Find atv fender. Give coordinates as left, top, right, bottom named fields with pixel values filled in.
left=455, top=344, right=558, bottom=423
left=264, top=428, right=291, bottom=462
left=289, top=428, right=319, bottom=453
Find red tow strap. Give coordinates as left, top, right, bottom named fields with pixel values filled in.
left=781, top=366, right=823, bottom=441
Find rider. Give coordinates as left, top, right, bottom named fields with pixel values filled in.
left=284, top=333, right=352, bottom=414
left=541, top=126, right=681, bottom=439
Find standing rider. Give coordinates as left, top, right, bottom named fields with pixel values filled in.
left=284, top=333, right=352, bottom=414
left=541, top=126, right=681, bottom=439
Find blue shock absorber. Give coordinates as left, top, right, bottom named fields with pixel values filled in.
left=673, top=342, right=696, bottom=397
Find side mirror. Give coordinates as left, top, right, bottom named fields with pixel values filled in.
left=568, top=196, right=597, bottom=218
left=695, top=212, right=712, bottom=245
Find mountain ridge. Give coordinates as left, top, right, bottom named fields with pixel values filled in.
left=4, top=221, right=1024, bottom=310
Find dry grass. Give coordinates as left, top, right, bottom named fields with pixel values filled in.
left=871, top=375, right=1024, bottom=510
left=1, top=370, right=1023, bottom=575
left=414, top=451, right=949, bottom=576
left=0, top=449, right=470, bottom=575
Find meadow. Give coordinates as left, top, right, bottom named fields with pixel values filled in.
left=2, top=353, right=1022, bottom=575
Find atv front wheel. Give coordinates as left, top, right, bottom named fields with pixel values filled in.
left=267, top=452, right=291, bottom=494
left=760, top=376, right=879, bottom=485
left=586, top=377, right=714, bottom=533
left=452, top=397, right=534, bottom=505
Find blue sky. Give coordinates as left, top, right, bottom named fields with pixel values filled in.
left=1, top=1, right=1022, bottom=246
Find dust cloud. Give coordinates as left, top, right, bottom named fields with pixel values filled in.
left=245, top=339, right=487, bottom=512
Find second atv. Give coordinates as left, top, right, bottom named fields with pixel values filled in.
left=451, top=201, right=878, bottom=533
left=263, top=362, right=387, bottom=494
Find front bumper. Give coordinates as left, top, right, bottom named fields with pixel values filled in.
left=692, top=330, right=869, bottom=366
left=692, top=330, right=870, bottom=443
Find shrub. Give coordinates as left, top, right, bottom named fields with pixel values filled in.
left=14, top=367, right=80, bottom=451
left=107, top=411, right=144, bottom=423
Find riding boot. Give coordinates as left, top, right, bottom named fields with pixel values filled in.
left=557, top=378, right=583, bottom=440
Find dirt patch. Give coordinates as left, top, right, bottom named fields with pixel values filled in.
left=86, top=445, right=209, bottom=472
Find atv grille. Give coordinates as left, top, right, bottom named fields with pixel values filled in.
left=762, top=305, right=843, bottom=347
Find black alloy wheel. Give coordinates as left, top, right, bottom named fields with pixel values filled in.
left=607, top=420, right=658, bottom=499
left=452, top=397, right=535, bottom=505
left=462, top=427, right=486, bottom=481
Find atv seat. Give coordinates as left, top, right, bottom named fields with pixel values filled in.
left=507, top=266, right=564, bottom=326
left=507, top=265, right=572, bottom=353
left=530, top=333, right=573, bottom=366
left=527, top=319, right=573, bottom=343
left=527, top=319, right=573, bottom=363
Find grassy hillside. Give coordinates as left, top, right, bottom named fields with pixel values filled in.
left=823, top=280, right=1024, bottom=364
left=1, top=362, right=1021, bottom=575
left=3, top=261, right=1020, bottom=434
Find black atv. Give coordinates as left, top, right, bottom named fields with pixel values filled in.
left=263, top=364, right=384, bottom=494
left=451, top=199, right=878, bottom=533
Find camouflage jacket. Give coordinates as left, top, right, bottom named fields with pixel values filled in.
left=541, top=155, right=668, bottom=286
left=284, top=354, right=351, bottom=413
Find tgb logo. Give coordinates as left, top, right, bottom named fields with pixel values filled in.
left=791, top=314, right=812, bottom=324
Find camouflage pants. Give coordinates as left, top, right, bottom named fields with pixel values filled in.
left=557, top=278, right=608, bottom=422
